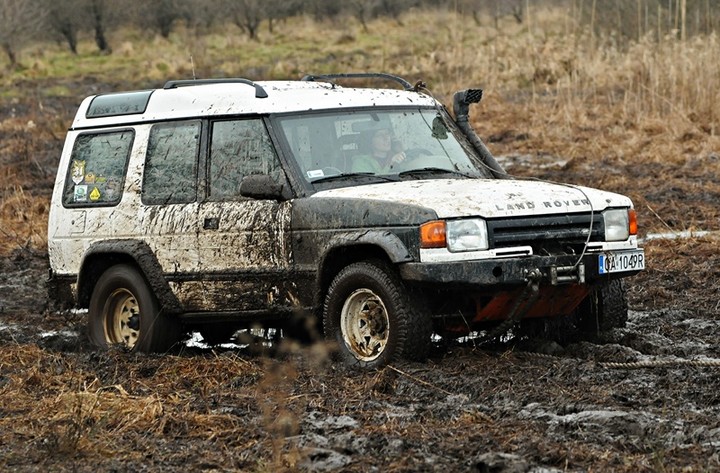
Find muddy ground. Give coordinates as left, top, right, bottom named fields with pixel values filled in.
left=1, top=242, right=719, bottom=473
left=1, top=91, right=720, bottom=472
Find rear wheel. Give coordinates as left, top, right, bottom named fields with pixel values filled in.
left=323, top=260, right=431, bottom=369
left=88, top=264, right=180, bottom=353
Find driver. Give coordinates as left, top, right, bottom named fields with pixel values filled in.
left=351, top=127, right=406, bottom=173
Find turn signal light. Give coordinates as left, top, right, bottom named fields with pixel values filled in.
left=629, top=209, right=638, bottom=236
left=420, top=220, right=446, bottom=248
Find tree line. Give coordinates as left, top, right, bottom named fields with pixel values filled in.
left=0, top=0, right=717, bottom=67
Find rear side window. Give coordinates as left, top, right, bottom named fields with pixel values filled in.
left=142, top=120, right=200, bottom=205
left=62, top=129, right=134, bottom=207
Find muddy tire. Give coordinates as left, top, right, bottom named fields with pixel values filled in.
left=323, top=260, right=431, bottom=369
left=88, top=264, right=180, bottom=353
left=518, top=280, right=628, bottom=343
left=577, top=279, right=628, bottom=333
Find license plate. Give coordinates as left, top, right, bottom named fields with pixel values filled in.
left=598, top=250, right=645, bottom=274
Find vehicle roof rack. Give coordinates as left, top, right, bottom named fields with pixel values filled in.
left=301, top=73, right=414, bottom=91
left=163, top=78, right=268, bottom=98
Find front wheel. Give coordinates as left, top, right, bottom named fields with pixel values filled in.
left=577, top=279, right=629, bottom=333
left=517, top=280, right=628, bottom=343
left=322, top=260, right=431, bottom=369
left=88, top=264, right=180, bottom=353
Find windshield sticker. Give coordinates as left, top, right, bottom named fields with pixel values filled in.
left=307, top=169, right=324, bottom=178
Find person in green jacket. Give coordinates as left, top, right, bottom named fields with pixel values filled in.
left=351, top=128, right=407, bottom=174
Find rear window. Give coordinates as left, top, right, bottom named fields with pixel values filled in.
left=62, top=129, right=134, bottom=207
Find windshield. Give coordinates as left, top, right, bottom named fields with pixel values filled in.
left=274, top=107, right=493, bottom=187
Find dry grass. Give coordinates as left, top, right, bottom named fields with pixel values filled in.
left=2, top=330, right=717, bottom=472
left=0, top=185, right=48, bottom=254
left=2, top=11, right=720, bottom=471
left=0, top=8, right=718, bottom=257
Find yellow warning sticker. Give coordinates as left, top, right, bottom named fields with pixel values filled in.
left=89, top=187, right=101, bottom=201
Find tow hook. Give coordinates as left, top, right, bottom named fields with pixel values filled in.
left=524, top=268, right=543, bottom=284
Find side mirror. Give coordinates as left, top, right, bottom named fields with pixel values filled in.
left=239, top=175, right=289, bottom=201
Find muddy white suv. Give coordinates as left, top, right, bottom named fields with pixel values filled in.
left=48, top=73, right=644, bottom=367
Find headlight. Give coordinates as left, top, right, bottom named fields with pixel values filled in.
left=603, top=209, right=635, bottom=241
left=447, top=219, right=489, bottom=252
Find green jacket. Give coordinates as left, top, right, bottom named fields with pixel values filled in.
left=351, top=155, right=388, bottom=174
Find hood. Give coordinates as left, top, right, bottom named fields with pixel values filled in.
left=311, top=179, right=632, bottom=219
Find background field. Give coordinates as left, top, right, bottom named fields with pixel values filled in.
left=1, top=3, right=720, bottom=472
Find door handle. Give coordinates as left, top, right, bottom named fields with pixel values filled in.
left=203, top=217, right=219, bottom=230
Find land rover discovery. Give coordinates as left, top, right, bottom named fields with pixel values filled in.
left=47, top=73, right=645, bottom=368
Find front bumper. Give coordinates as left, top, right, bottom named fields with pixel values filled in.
left=399, top=250, right=644, bottom=288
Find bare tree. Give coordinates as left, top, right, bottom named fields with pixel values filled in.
left=266, top=0, right=302, bottom=34
left=0, top=0, right=44, bottom=66
left=228, top=0, right=266, bottom=40
left=43, top=0, right=87, bottom=54
left=89, top=0, right=112, bottom=53
left=308, top=0, right=344, bottom=22
left=183, top=0, right=222, bottom=35
left=349, top=0, right=372, bottom=32
left=373, top=0, right=412, bottom=25
left=153, top=0, right=184, bottom=38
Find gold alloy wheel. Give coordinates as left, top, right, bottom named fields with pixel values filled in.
left=104, top=288, right=141, bottom=349
left=340, top=288, right=389, bottom=362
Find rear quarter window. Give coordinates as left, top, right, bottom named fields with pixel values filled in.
left=62, top=129, right=134, bottom=207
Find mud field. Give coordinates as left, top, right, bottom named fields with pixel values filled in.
left=2, top=92, right=720, bottom=472
left=2, top=239, right=720, bottom=473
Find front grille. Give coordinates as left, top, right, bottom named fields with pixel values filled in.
left=487, top=213, right=603, bottom=252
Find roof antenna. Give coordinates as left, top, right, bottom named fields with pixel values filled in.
left=190, top=55, right=196, bottom=80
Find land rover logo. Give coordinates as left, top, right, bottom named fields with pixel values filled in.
left=542, top=199, right=591, bottom=208
left=495, top=199, right=591, bottom=212
left=496, top=202, right=536, bottom=211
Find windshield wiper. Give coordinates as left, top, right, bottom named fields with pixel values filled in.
left=311, top=172, right=396, bottom=184
left=397, top=167, right=473, bottom=179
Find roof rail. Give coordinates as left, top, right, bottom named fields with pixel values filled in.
left=163, top=78, right=268, bottom=98
left=301, top=73, right=414, bottom=91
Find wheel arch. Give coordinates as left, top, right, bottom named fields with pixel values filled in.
left=77, top=239, right=182, bottom=313
left=315, top=230, right=413, bottom=309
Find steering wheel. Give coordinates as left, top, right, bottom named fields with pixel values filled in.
left=404, top=148, right=433, bottom=159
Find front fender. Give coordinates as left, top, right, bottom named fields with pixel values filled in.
left=323, top=230, right=414, bottom=264
left=311, top=230, right=415, bottom=309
